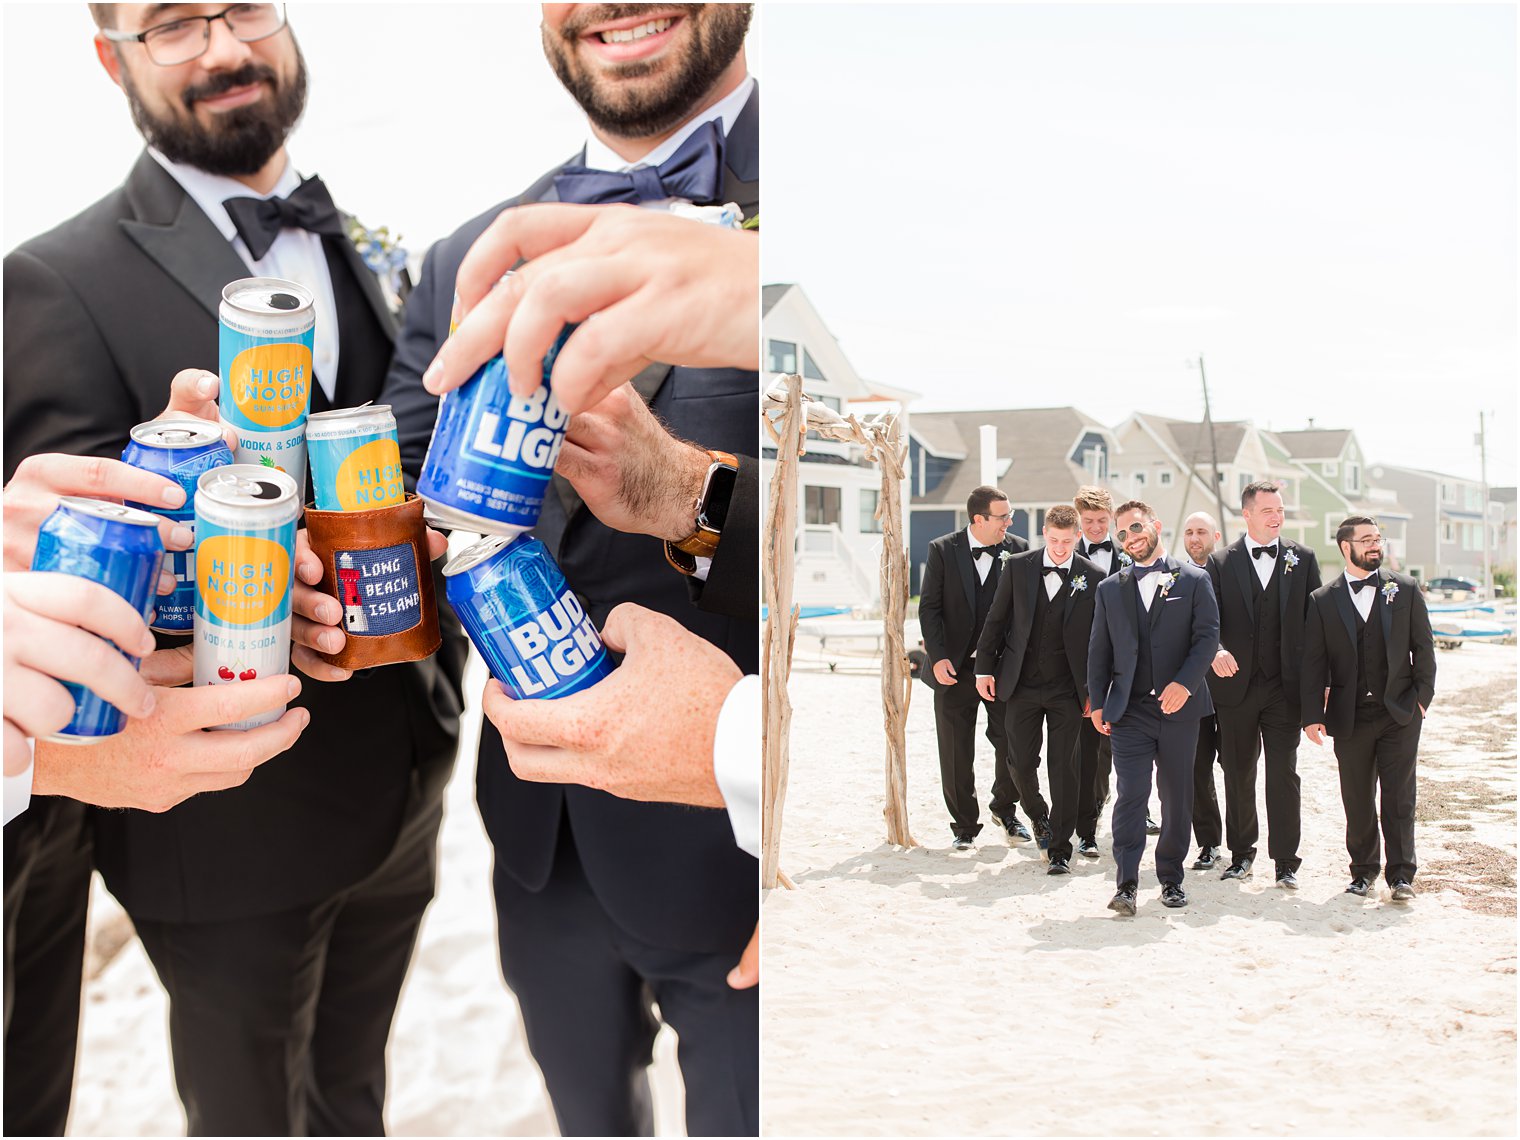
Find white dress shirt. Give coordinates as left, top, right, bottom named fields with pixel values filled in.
left=1136, top=556, right=1169, bottom=611
left=150, top=149, right=340, bottom=402
left=1042, top=551, right=1072, bottom=601
left=1081, top=539, right=1115, bottom=575
left=1346, top=569, right=1378, bottom=623
left=966, top=526, right=1001, bottom=584
left=4, top=750, right=33, bottom=827
left=712, top=673, right=760, bottom=858
left=1248, top=538, right=1280, bottom=590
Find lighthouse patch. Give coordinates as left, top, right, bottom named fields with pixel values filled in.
left=334, top=542, right=421, bottom=636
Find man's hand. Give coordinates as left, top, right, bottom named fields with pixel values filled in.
left=554, top=384, right=709, bottom=541
left=423, top=203, right=760, bottom=415
left=1304, top=723, right=1327, bottom=746
left=975, top=676, right=997, bottom=701
left=158, top=368, right=238, bottom=451
left=4, top=572, right=159, bottom=775
left=932, top=659, right=957, bottom=687
left=1212, top=648, right=1239, bottom=677
left=481, top=603, right=741, bottom=807
left=30, top=673, right=308, bottom=812
left=1089, top=708, right=1111, bottom=736
left=728, top=923, right=758, bottom=990
left=4, top=453, right=189, bottom=593
left=1159, top=682, right=1191, bottom=716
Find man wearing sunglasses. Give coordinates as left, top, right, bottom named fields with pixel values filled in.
left=3, top=6, right=465, bottom=1132
left=920, top=485, right=1032, bottom=849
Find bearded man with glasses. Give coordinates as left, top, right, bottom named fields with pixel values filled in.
left=3, top=5, right=466, bottom=1132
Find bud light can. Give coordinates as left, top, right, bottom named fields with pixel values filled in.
left=219, top=277, right=316, bottom=490
left=121, top=418, right=234, bottom=633
left=417, top=326, right=573, bottom=536
left=193, top=465, right=301, bottom=729
left=443, top=534, right=614, bottom=699
left=30, top=498, right=165, bottom=742
left=306, top=405, right=405, bottom=512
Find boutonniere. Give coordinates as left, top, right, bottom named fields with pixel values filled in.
left=1381, top=578, right=1399, bottom=604
left=668, top=200, right=748, bottom=230
left=998, top=550, right=1013, bottom=565
left=347, top=217, right=411, bottom=313
left=1117, top=549, right=1133, bottom=567
left=1070, top=574, right=1088, bottom=593
left=1283, top=548, right=1300, bottom=574
left=1158, top=571, right=1181, bottom=598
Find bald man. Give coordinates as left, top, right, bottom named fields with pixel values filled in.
left=1182, top=512, right=1225, bottom=869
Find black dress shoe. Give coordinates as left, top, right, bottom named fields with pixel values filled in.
left=952, top=835, right=974, bottom=851
left=1275, top=865, right=1299, bottom=890
left=1160, top=882, right=1187, bottom=908
left=1009, top=818, right=1032, bottom=843
left=1390, top=879, right=1416, bottom=901
left=1221, top=857, right=1254, bottom=880
left=1107, top=882, right=1138, bottom=916
left=1034, top=816, right=1053, bottom=852
left=1076, top=838, right=1100, bottom=859
left=1191, top=846, right=1220, bottom=871
left=1047, top=857, right=1071, bottom=876
left=1345, top=876, right=1374, bottom=897
left=1145, top=814, right=1161, bottom=835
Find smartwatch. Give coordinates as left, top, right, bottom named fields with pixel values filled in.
left=665, top=450, right=739, bottom=575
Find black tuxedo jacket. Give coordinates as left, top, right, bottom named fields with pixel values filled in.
left=3, top=152, right=467, bottom=922
left=1204, top=535, right=1321, bottom=709
left=918, top=529, right=1029, bottom=678
left=380, top=88, right=759, bottom=954
left=1088, top=555, right=1219, bottom=724
left=1077, top=537, right=1126, bottom=579
left=1299, top=571, right=1436, bottom=738
left=974, top=550, right=1102, bottom=705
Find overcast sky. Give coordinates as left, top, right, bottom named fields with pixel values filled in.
left=761, top=3, right=1517, bottom=487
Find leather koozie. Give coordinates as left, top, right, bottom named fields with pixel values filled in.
left=304, top=494, right=442, bottom=669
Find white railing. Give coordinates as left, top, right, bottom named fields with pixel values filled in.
left=798, top=523, right=876, bottom=605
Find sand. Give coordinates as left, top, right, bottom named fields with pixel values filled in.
left=66, top=652, right=685, bottom=1137
left=761, top=634, right=1517, bottom=1136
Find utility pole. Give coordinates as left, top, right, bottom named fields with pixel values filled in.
left=1196, top=356, right=1230, bottom=541
left=1478, top=411, right=1493, bottom=597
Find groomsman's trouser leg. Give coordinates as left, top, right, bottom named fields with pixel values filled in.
left=1006, top=688, right=1053, bottom=827
left=1035, top=686, right=1083, bottom=863
left=1218, top=679, right=1302, bottom=868
left=3, top=800, right=92, bottom=1137
left=1191, top=713, right=1223, bottom=849
left=934, top=671, right=986, bottom=838
left=1110, top=697, right=1199, bottom=887
left=984, top=683, right=1023, bottom=822
left=1334, top=707, right=1421, bottom=886
left=1075, top=719, right=1111, bottom=842
left=1153, top=719, right=1200, bottom=887
left=493, top=825, right=758, bottom=1138
left=131, top=795, right=440, bottom=1136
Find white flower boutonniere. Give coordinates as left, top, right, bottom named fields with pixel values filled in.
left=347, top=217, right=411, bottom=313
left=668, top=200, right=747, bottom=230
left=1070, top=574, right=1088, bottom=593
left=1118, top=549, right=1133, bottom=567
left=1158, top=571, right=1181, bottom=598
left=1283, top=549, right=1300, bottom=574
left=1381, top=578, right=1399, bottom=604
left=998, top=549, right=1013, bottom=565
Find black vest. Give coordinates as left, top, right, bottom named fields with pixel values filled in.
left=969, top=558, right=999, bottom=662
left=1356, top=590, right=1389, bottom=712
left=1251, top=560, right=1284, bottom=681
left=310, top=237, right=391, bottom=416
left=1020, top=574, right=1071, bottom=689
left=1130, top=580, right=1157, bottom=701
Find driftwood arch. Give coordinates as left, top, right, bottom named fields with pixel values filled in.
left=761, top=375, right=917, bottom=891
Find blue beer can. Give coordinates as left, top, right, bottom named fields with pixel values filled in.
left=306, top=404, right=405, bottom=512
left=30, top=497, right=165, bottom=742
left=417, top=327, right=573, bottom=536
left=121, top=418, right=234, bottom=632
left=443, top=534, right=614, bottom=699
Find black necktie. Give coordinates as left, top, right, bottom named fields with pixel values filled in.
left=1351, top=575, right=1379, bottom=594
left=972, top=546, right=995, bottom=561
left=223, top=175, right=344, bottom=262
left=1086, top=540, right=1112, bottom=554
left=554, top=120, right=725, bottom=206
left=1044, top=565, right=1069, bottom=580
left=1252, top=544, right=1279, bottom=560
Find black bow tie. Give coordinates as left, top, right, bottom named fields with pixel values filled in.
left=1252, top=544, right=1279, bottom=560
left=1085, top=540, right=1112, bottom=554
left=1132, top=561, right=1165, bottom=580
left=1044, top=565, right=1070, bottom=580
left=972, top=546, right=996, bottom=561
left=554, top=120, right=725, bottom=206
left=1351, top=575, right=1380, bottom=594
left=223, top=175, right=344, bottom=262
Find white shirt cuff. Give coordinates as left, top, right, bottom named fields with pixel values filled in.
left=713, top=674, right=760, bottom=858
left=4, top=746, right=35, bottom=827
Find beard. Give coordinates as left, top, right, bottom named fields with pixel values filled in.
left=1127, top=530, right=1159, bottom=563
left=1184, top=538, right=1214, bottom=563
left=1350, top=546, right=1383, bottom=573
left=121, top=44, right=307, bottom=177
left=544, top=4, right=751, bottom=138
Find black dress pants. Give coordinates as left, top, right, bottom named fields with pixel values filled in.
left=1076, top=717, right=1112, bottom=843
left=933, top=662, right=1020, bottom=839
left=1005, top=680, right=1083, bottom=861
left=1191, top=713, right=1223, bottom=849
left=492, top=820, right=759, bottom=1137
left=1217, top=677, right=1303, bottom=870
left=3, top=798, right=93, bottom=1137
left=130, top=788, right=441, bottom=1136
left=1334, top=704, right=1421, bottom=885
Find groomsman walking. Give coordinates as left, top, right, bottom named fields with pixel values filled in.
left=1301, top=517, right=1435, bottom=900
left=920, top=485, right=1030, bottom=848
left=1206, top=482, right=1322, bottom=888
left=1181, top=511, right=1226, bottom=870
left=1087, top=501, right=1219, bottom=914
left=974, top=506, right=1102, bottom=874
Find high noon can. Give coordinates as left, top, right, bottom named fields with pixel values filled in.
left=30, top=498, right=165, bottom=742
left=193, top=465, right=301, bottom=729
left=416, top=326, right=573, bottom=535
left=306, top=405, right=405, bottom=512
left=219, top=277, right=316, bottom=490
left=121, top=418, right=234, bottom=633
left=443, top=534, right=614, bottom=699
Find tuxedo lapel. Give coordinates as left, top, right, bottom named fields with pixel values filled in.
left=952, top=532, right=977, bottom=613
left=717, top=87, right=760, bottom=215
left=119, top=152, right=247, bottom=320
left=330, top=230, right=399, bottom=338
left=1025, top=556, right=1042, bottom=621
left=1230, top=537, right=1256, bottom=614
left=1147, top=558, right=1174, bottom=631
left=1333, top=577, right=1359, bottom=651
left=1378, top=572, right=1394, bottom=644
left=1277, top=543, right=1293, bottom=622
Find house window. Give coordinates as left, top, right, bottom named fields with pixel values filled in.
left=1322, top=461, right=1338, bottom=477
left=1442, top=521, right=1455, bottom=544
left=1133, top=472, right=1146, bottom=489
left=767, top=339, right=798, bottom=374
left=803, top=349, right=826, bottom=382
left=805, top=393, right=843, bottom=441
left=859, top=489, right=882, bottom=534
left=1346, top=464, right=1361, bottom=493
left=1159, top=471, right=1173, bottom=487
left=1237, top=472, right=1254, bottom=495
left=1441, top=482, right=1456, bottom=504
left=804, top=485, right=841, bottom=527
left=1326, top=517, right=1338, bottom=544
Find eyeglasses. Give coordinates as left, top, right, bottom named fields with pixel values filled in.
left=1348, top=534, right=1384, bottom=547
left=987, top=512, right=1012, bottom=524
left=102, top=5, right=287, bottom=67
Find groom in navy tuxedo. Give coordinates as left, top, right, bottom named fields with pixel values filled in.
left=1087, top=500, right=1219, bottom=914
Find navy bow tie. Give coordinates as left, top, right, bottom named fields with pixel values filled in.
left=1252, top=544, right=1279, bottom=560
left=1085, top=540, right=1113, bottom=554
left=1132, top=561, right=1166, bottom=580
left=1351, top=575, right=1380, bottom=594
left=223, top=175, right=344, bottom=262
left=554, top=120, right=726, bottom=206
